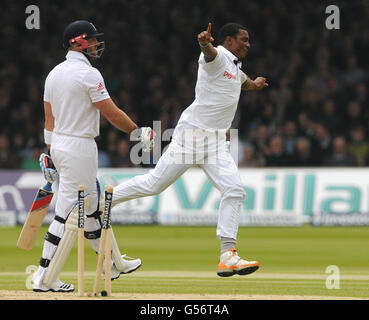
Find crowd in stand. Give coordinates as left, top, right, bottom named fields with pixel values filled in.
left=0, top=1, right=368, bottom=169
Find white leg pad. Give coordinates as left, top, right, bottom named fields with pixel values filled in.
left=43, top=196, right=90, bottom=287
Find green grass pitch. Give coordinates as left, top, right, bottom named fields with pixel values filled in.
left=1, top=225, right=369, bottom=298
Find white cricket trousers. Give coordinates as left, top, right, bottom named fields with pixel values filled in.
left=41, top=133, right=100, bottom=266
left=113, top=135, right=246, bottom=240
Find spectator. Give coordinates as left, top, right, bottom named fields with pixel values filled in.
left=239, top=143, right=265, bottom=168
left=265, top=135, right=292, bottom=167
left=252, top=124, right=270, bottom=157
left=13, top=133, right=28, bottom=162
left=343, top=101, right=366, bottom=136
left=297, top=111, right=315, bottom=139
left=21, top=143, right=42, bottom=170
left=317, top=99, right=342, bottom=135
left=98, top=150, right=111, bottom=168
left=283, top=120, right=298, bottom=156
left=0, top=133, right=21, bottom=168
left=346, top=125, right=369, bottom=166
left=323, top=136, right=359, bottom=167
left=311, top=123, right=332, bottom=165
left=291, top=137, right=316, bottom=167
left=110, top=139, right=134, bottom=168
left=341, top=55, right=365, bottom=87
left=354, top=82, right=367, bottom=107
left=260, top=103, right=277, bottom=128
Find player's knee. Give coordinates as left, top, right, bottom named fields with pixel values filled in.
left=150, top=178, right=168, bottom=194
left=222, top=184, right=245, bottom=201
left=234, top=186, right=246, bottom=200
left=145, top=174, right=168, bottom=195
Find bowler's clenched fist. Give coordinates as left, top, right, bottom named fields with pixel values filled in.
left=254, top=77, right=269, bottom=90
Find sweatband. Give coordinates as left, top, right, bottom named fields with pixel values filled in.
left=44, top=129, right=53, bottom=144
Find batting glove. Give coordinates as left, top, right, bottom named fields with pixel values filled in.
left=131, top=127, right=156, bottom=152
left=39, top=153, right=59, bottom=183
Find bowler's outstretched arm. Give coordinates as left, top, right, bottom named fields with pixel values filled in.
left=198, top=22, right=217, bottom=62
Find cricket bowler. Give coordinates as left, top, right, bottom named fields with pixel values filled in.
left=112, top=22, right=268, bottom=277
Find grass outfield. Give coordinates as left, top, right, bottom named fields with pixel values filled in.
left=1, top=225, right=369, bottom=299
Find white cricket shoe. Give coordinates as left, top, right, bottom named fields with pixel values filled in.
left=32, top=267, right=74, bottom=292
left=104, top=254, right=142, bottom=280
left=217, top=248, right=259, bottom=277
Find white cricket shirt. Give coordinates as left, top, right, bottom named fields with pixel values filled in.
left=175, top=45, right=247, bottom=132
left=44, top=51, right=110, bottom=138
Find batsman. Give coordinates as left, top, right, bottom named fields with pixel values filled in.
left=31, top=20, right=154, bottom=292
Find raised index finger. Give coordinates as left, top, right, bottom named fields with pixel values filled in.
left=207, top=22, right=212, bottom=34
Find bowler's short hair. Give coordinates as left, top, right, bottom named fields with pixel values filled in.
left=218, top=23, right=247, bottom=45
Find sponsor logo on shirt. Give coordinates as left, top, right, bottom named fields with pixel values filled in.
left=97, top=82, right=105, bottom=91
left=223, top=71, right=236, bottom=80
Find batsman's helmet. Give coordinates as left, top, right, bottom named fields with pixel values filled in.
left=63, top=20, right=105, bottom=58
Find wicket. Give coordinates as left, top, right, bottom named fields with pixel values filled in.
left=77, top=184, right=113, bottom=297
left=77, top=185, right=85, bottom=297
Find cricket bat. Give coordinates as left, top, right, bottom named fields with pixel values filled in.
left=17, top=182, right=53, bottom=250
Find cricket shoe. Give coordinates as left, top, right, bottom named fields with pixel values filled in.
left=104, top=254, right=142, bottom=280
left=33, top=277, right=74, bottom=293
left=217, top=248, right=259, bottom=277
left=32, top=266, right=74, bottom=292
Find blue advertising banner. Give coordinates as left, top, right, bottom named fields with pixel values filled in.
left=1, top=168, right=369, bottom=226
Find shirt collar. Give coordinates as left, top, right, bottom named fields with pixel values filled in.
left=217, top=45, right=242, bottom=68
left=65, top=50, right=91, bottom=66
